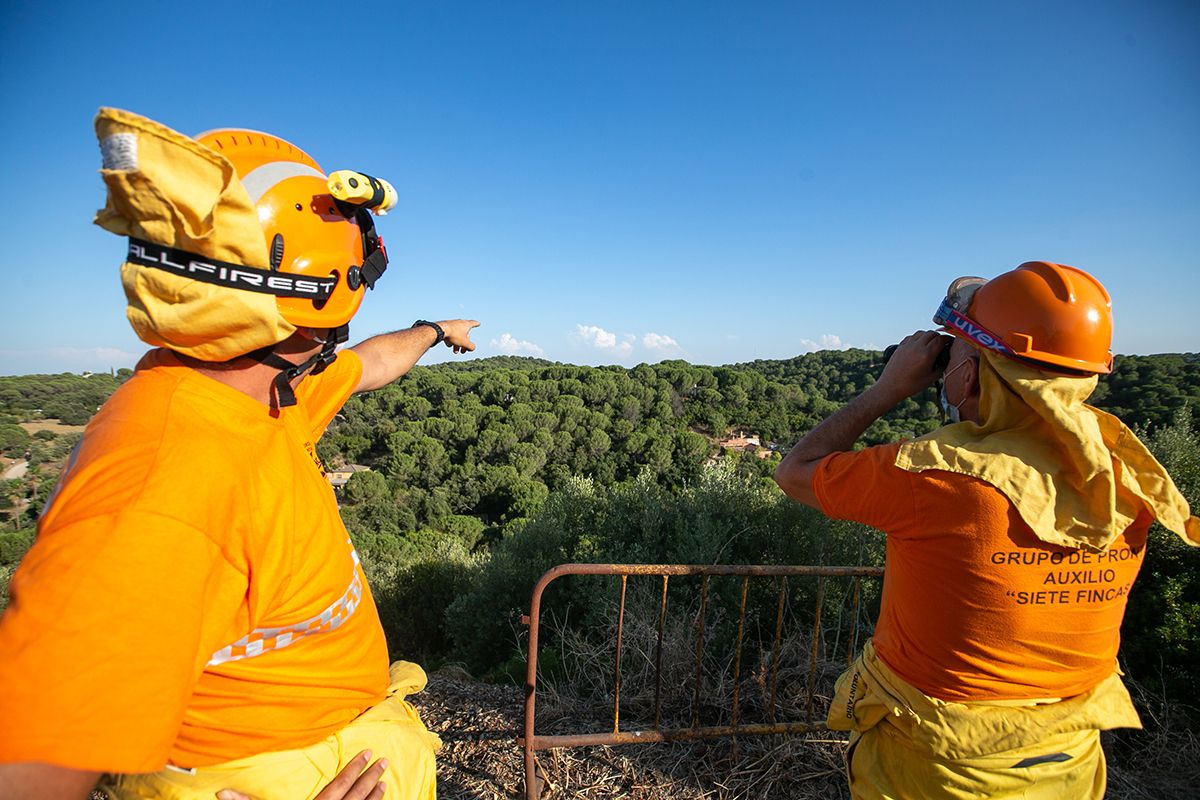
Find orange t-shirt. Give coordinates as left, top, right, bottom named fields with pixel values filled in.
left=0, top=349, right=389, bottom=771
left=814, top=443, right=1148, bottom=702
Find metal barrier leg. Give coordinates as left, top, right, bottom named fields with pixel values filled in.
left=520, top=563, right=883, bottom=796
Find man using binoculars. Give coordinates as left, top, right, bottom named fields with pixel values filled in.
left=775, top=262, right=1198, bottom=800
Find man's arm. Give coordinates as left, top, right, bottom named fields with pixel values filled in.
left=774, top=330, right=945, bottom=509
left=350, top=319, right=480, bottom=393
left=0, top=763, right=100, bottom=800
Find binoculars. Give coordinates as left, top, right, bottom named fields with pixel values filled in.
left=882, top=333, right=954, bottom=372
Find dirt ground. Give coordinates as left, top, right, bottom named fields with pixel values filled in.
left=419, top=670, right=852, bottom=800
left=1, top=459, right=27, bottom=481
left=17, top=419, right=86, bottom=435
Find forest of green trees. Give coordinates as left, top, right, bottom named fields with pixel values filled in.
left=1, top=351, right=1198, bottom=702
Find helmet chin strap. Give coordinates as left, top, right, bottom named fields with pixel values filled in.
left=250, top=325, right=350, bottom=409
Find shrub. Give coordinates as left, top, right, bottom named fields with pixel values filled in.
left=0, top=529, right=35, bottom=566
left=0, top=527, right=36, bottom=613
left=443, top=466, right=884, bottom=676
left=1120, top=409, right=1200, bottom=699
left=378, top=546, right=481, bottom=666
left=0, top=424, right=30, bottom=456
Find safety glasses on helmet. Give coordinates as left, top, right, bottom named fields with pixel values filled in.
left=932, top=276, right=1018, bottom=359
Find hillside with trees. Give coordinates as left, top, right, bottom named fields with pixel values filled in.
left=2, top=350, right=1196, bottom=551
left=2, top=351, right=1198, bottom=689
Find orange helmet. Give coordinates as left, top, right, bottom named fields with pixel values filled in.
left=194, top=128, right=390, bottom=329
left=934, top=261, right=1114, bottom=374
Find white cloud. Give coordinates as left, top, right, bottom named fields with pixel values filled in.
left=799, top=334, right=849, bottom=352
left=576, top=324, right=619, bottom=349
left=642, top=332, right=679, bottom=351
left=491, top=333, right=544, bottom=356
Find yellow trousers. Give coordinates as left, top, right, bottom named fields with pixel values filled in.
left=830, top=642, right=1140, bottom=800
left=847, top=717, right=1104, bottom=799
left=101, top=662, right=441, bottom=800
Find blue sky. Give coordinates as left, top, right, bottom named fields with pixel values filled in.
left=1, top=1, right=1196, bottom=375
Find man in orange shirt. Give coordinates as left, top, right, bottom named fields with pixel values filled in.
left=774, top=262, right=1198, bottom=799
left=0, top=110, right=478, bottom=799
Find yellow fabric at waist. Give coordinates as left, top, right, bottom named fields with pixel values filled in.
left=101, top=661, right=440, bottom=800
left=828, top=640, right=1141, bottom=762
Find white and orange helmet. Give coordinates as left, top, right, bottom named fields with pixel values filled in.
left=194, top=128, right=393, bottom=330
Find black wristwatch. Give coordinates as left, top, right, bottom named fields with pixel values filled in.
left=412, top=320, right=445, bottom=347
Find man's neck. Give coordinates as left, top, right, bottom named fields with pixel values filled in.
left=176, top=355, right=281, bottom=406
left=173, top=334, right=322, bottom=407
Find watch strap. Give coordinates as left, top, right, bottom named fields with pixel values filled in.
left=412, top=319, right=445, bottom=347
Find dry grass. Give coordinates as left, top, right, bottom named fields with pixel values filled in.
left=17, top=419, right=86, bottom=435
left=418, top=667, right=852, bottom=800
left=528, top=734, right=849, bottom=800
left=418, top=667, right=526, bottom=799
left=531, top=579, right=860, bottom=734
left=517, top=602, right=855, bottom=800
left=1103, top=678, right=1200, bottom=800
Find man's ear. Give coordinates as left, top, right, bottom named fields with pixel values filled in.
left=963, top=357, right=982, bottom=400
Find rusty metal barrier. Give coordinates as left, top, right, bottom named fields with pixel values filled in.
left=519, top=563, right=884, bottom=799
